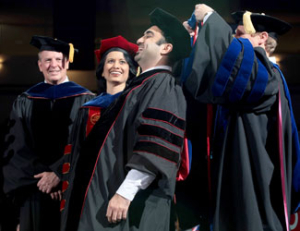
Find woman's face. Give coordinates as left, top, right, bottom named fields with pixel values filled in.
left=102, top=51, right=130, bottom=85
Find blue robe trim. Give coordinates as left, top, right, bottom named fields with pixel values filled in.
left=246, top=58, right=269, bottom=103
left=273, top=64, right=300, bottom=193
left=213, top=38, right=269, bottom=103
left=180, top=37, right=196, bottom=85
left=26, top=82, right=92, bottom=99
left=229, top=38, right=254, bottom=102
left=83, top=92, right=121, bottom=108
left=187, top=12, right=197, bottom=30
left=180, top=31, right=197, bottom=173
left=187, top=139, right=192, bottom=170
left=212, top=38, right=242, bottom=97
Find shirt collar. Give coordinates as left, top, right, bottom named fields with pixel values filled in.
left=141, top=65, right=172, bottom=75
left=44, top=76, right=69, bottom=84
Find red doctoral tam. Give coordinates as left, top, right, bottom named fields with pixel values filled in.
left=95, top=35, right=138, bottom=63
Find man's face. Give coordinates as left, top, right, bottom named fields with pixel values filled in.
left=135, top=26, right=166, bottom=69
left=235, top=25, right=261, bottom=47
left=38, top=50, right=69, bottom=85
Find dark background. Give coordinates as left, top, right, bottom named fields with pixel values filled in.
left=1, top=0, right=300, bottom=129
left=0, top=0, right=300, bottom=229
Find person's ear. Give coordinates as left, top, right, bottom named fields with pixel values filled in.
left=161, top=43, right=173, bottom=55
left=62, top=56, right=70, bottom=70
left=65, top=60, right=70, bottom=70
left=260, top=31, right=269, bottom=43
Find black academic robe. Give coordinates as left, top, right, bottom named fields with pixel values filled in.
left=59, top=92, right=122, bottom=201
left=60, top=69, right=187, bottom=231
left=2, top=81, right=95, bottom=231
left=183, top=12, right=299, bottom=231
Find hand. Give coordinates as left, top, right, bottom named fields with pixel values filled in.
left=50, top=190, right=62, bottom=201
left=106, top=194, right=131, bottom=223
left=194, top=4, right=214, bottom=22
left=183, top=21, right=195, bottom=37
left=34, top=172, right=60, bottom=194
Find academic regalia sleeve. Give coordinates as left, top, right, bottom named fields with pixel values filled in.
left=184, top=12, right=278, bottom=110
left=49, top=98, right=94, bottom=180
left=183, top=12, right=232, bottom=104
left=2, top=96, right=50, bottom=194
left=126, top=73, right=187, bottom=196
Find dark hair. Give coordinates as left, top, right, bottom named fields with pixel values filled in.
left=95, top=47, right=138, bottom=94
left=156, top=33, right=176, bottom=66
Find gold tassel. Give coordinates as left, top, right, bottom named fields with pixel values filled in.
left=69, top=43, right=75, bottom=63
left=243, top=11, right=256, bottom=35
left=136, top=66, right=141, bottom=77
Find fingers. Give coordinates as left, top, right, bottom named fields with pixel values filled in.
left=35, top=172, right=61, bottom=193
left=106, top=194, right=130, bottom=223
left=58, top=190, right=62, bottom=201
left=38, top=184, right=49, bottom=193
left=35, top=172, right=47, bottom=188
left=46, top=186, right=52, bottom=194
left=36, top=178, right=50, bottom=193
left=38, top=183, right=55, bottom=194
left=50, top=192, right=56, bottom=200
left=50, top=190, right=62, bottom=201
left=34, top=173, right=43, bottom=178
left=106, top=209, right=124, bottom=223
left=182, top=21, right=194, bottom=35
left=195, top=3, right=201, bottom=9
left=37, top=179, right=43, bottom=188
left=50, top=192, right=58, bottom=200
left=194, top=4, right=214, bottom=22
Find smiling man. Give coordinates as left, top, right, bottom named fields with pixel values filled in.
left=38, top=50, right=69, bottom=85
left=2, top=35, right=95, bottom=231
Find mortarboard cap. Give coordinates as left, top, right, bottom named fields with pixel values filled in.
left=30, top=35, right=77, bottom=63
left=149, top=8, right=191, bottom=61
left=94, top=36, right=138, bottom=63
left=231, top=11, right=292, bottom=40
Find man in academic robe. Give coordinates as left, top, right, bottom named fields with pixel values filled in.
left=60, top=7, right=191, bottom=231
left=1, top=35, right=95, bottom=231
left=180, top=4, right=300, bottom=231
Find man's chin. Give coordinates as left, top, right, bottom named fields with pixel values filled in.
left=45, top=76, right=63, bottom=84
left=48, top=72, right=62, bottom=78
left=134, top=54, right=141, bottom=62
